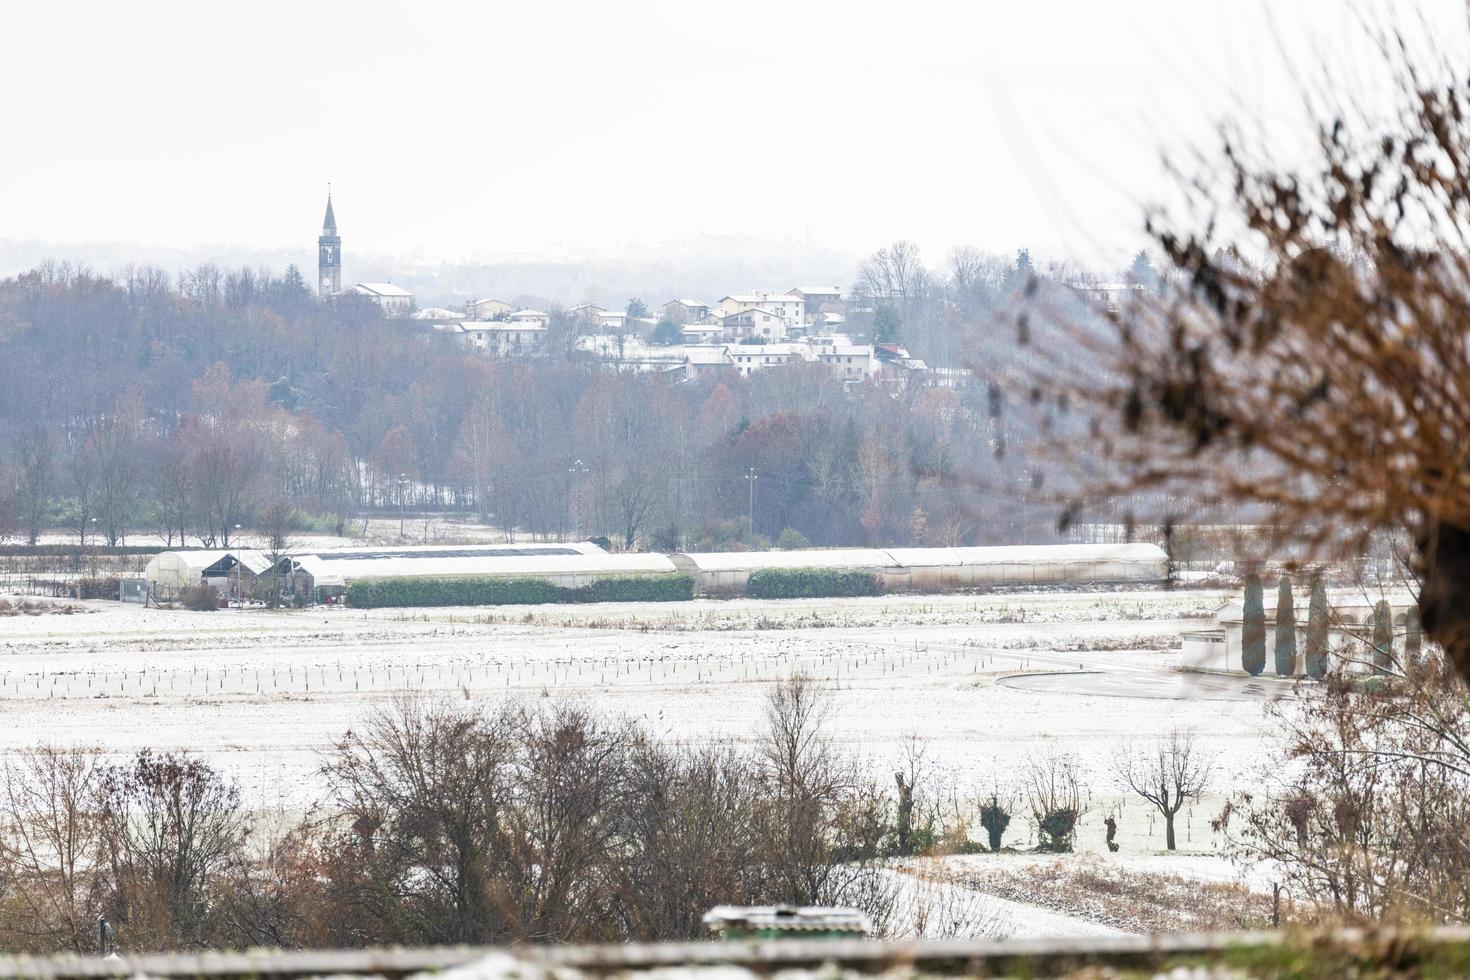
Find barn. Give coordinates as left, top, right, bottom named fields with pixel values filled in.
left=671, top=543, right=1168, bottom=596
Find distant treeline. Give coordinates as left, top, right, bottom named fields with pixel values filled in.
left=0, top=254, right=1156, bottom=552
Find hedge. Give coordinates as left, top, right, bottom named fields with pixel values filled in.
left=346, top=574, right=694, bottom=608
left=746, top=567, right=882, bottom=599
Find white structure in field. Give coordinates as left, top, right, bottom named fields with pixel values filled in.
left=352, top=282, right=414, bottom=316
left=1181, top=591, right=1419, bottom=673
left=144, top=549, right=272, bottom=599
left=671, top=543, right=1168, bottom=596
left=277, top=542, right=679, bottom=600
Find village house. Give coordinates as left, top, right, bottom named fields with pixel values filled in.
left=719, top=292, right=805, bottom=335
left=722, top=306, right=793, bottom=342
left=465, top=297, right=515, bottom=320
left=787, top=286, right=844, bottom=328
left=506, top=308, right=551, bottom=328
left=352, top=282, right=414, bottom=316
left=661, top=298, right=712, bottom=324
left=466, top=321, right=546, bottom=356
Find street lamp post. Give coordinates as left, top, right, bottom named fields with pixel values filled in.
left=744, top=467, right=758, bottom=542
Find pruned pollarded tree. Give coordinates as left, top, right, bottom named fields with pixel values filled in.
left=1023, top=749, right=1085, bottom=853
left=1115, top=730, right=1214, bottom=851
left=1027, top=22, right=1470, bottom=680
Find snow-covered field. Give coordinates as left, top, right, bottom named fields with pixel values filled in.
left=1, top=585, right=1289, bottom=935
left=0, top=588, right=1267, bottom=813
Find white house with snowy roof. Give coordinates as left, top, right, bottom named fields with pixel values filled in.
left=352, top=282, right=414, bottom=316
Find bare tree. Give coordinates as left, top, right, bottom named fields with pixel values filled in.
left=1115, top=730, right=1214, bottom=851
left=1030, top=20, right=1470, bottom=680
left=0, top=747, right=107, bottom=952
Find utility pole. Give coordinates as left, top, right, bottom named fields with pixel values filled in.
left=744, top=467, right=758, bottom=542
left=397, top=473, right=408, bottom=539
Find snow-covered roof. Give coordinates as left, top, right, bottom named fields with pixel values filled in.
left=507, top=309, right=548, bottom=319
left=460, top=320, right=547, bottom=333
left=684, top=346, right=733, bottom=365
left=675, top=549, right=898, bottom=573
left=723, top=293, right=800, bottom=304
left=354, top=283, right=413, bottom=298
left=675, top=544, right=1168, bottom=575
left=146, top=549, right=273, bottom=576
left=789, top=286, right=842, bottom=296
left=411, top=307, right=462, bottom=320
left=469, top=297, right=511, bottom=308
left=290, top=550, right=675, bottom=588
left=665, top=298, right=710, bottom=309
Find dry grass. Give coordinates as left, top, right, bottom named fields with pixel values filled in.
left=954, top=857, right=1275, bottom=934
left=0, top=598, right=90, bottom=616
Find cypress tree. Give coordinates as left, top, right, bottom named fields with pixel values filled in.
left=1305, top=574, right=1329, bottom=679
left=1404, top=606, right=1423, bottom=672
left=1242, top=573, right=1266, bottom=676
left=1273, top=577, right=1297, bottom=675
left=1372, top=599, right=1394, bottom=675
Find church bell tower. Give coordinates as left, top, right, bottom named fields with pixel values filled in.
left=318, top=190, right=341, bottom=296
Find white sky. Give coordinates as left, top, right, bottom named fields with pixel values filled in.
left=3, top=0, right=1463, bottom=269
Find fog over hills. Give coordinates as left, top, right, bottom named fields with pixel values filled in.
left=0, top=234, right=862, bottom=310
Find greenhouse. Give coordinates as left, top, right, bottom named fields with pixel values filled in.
left=672, top=543, right=1168, bottom=596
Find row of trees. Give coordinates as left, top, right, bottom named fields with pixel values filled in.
left=0, top=677, right=1219, bottom=954
left=0, top=264, right=1072, bottom=550
left=1240, top=573, right=1424, bottom=678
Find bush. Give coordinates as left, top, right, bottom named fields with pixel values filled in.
left=180, top=584, right=221, bottom=611
left=746, top=567, right=881, bottom=599
left=346, top=574, right=695, bottom=609
left=775, top=527, right=810, bottom=550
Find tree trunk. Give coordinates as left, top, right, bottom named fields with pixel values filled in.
left=1164, top=812, right=1177, bottom=851
left=1417, top=519, right=1470, bottom=681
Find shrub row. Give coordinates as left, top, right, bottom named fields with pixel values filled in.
left=0, top=544, right=165, bottom=557
left=346, top=574, right=695, bottom=608
left=746, top=567, right=882, bottom=599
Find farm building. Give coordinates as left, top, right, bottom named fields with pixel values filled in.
left=277, top=544, right=674, bottom=602
left=671, top=543, right=1168, bottom=596
left=144, top=550, right=272, bottom=599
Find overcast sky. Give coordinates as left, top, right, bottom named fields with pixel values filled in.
left=3, top=0, right=1461, bottom=271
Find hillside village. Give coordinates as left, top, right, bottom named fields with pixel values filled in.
left=323, top=196, right=936, bottom=385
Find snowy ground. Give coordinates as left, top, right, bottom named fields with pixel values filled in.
left=0, top=588, right=1263, bottom=809
left=0, top=585, right=1290, bottom=934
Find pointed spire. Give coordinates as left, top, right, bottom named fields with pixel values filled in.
left=322, top=186, right=337, bottom=235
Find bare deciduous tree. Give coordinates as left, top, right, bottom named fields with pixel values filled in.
left=1115, top=730, right=1214, bottom=851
